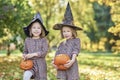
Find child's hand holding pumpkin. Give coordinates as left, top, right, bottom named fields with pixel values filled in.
left=51, top=60, right=58, bottom=69
left=22, top=54, right=27, bottom=60
left=64, top=54, right=77, bottom=68
left=25, top=53, right=38, bottom=59
left=64, top=59, right=75, bottom=68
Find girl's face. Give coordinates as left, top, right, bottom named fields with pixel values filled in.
left=62, top=26, right=73, bottom=39
left=31, top=22, right=42, bottom=38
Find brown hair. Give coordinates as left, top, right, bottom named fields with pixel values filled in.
left=60, top=26, right=77, bottom=38
left=29, top=21, right=45, bottom=38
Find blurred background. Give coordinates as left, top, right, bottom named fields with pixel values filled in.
left=0, top=0, right=120, bottom=80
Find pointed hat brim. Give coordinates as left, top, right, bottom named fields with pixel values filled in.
left=23, top=19, right=49, bottom=37
left=23, top=12, right=49, bottom=37
left=53, top=23, right=82, bottom=30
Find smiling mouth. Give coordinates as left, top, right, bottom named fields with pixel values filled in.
left=34, top=32, right=39, bottom=34
left=65, top=36, right=69, bottom=38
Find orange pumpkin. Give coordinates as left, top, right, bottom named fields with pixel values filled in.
left=54, top=54, right=70, bottom=70
left=20, top=60, right=33, bottom=70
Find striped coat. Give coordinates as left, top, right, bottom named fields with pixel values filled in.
left=23, top=37, right=48, bottom=80
left=55, top=38, right=80, bottom=80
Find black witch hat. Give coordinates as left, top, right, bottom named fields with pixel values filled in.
left=23, top=12, right=49, bottom=37
left=53, top=2, right=82, bottom=30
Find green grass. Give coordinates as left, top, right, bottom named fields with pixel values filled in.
left=0, top=51, right=120, bottom=80
left=0, top=49, right=21, bottom=56
left=78, top=53, right=120, bottom=80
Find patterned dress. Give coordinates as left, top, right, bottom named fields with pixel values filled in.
left=23, top=37, right=48, bottom=80
left=55, top=38, right=80, bottom=80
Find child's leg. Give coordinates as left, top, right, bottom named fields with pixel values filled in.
left=23, top=70, right=33, bottom=80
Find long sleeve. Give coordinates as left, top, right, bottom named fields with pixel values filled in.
left=55, top=42, right=62, bottom=56
left=55, top=47, right=60, bottom=56
left=72, top=38, right=80, bottom=55
left=37, top=38, right=49, bottom=58
left=23, top=38, right=28, bottom=54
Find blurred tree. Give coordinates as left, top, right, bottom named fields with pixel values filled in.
left=108, top=0, right=120, bottom=53
left=89, top=0, right=119, bottom=53
left=92, top=1, right=115, bottom=51
left=0, top=0, right=33, bottom=56
left=0, top=0, right=119, bottom=54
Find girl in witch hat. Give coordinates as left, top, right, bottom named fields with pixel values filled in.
left=52, top=2, right=82, bottom=80
left=23, top=12, right=49, bottom=80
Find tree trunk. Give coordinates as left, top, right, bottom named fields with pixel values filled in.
left=7, top=44, right=11, bottom=56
